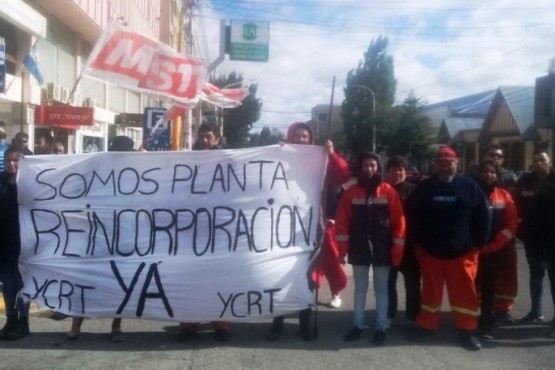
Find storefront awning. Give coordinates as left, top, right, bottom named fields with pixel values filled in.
left=35, top=105, right=94, bottom=129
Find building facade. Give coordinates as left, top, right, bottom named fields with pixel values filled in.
left=0, top=0, right=182, bottom=154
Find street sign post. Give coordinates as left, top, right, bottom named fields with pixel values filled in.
left=229, top=20, right=269, bottom=62
left=143, top=108, right=171, bottom=151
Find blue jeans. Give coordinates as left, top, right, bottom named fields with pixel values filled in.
left=0, top=262, right=29, bottom=318
left=352, top=264, right=390, bottom=331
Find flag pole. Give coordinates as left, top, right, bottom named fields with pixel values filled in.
left=19, top=71, right=25, bottom=133
left=10, top=38, right=41, bottom=134
left=4, top=37, right=39, bottom=94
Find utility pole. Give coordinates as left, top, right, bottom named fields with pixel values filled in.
left=172, top=0, right=194, bottom=150
left=170, top=3, right=184, bottom=150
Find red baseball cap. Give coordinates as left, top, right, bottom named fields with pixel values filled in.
left=436, top=146, right=457, bottom=161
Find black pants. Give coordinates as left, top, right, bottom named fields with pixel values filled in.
left=478, top=249, right=506, bottom=331
left=272, top=308, right=311, bottom=330
left=400, top=245, right=421, bottom=322
left=524, top=243, right=555, bottom=319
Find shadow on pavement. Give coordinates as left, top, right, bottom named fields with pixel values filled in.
left=2, top=310, right=553, bottom=352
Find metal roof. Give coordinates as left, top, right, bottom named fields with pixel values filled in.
left=442, top=117, right=484, bottom=139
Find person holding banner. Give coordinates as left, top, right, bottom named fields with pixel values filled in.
left=0, top=146, right=30, bottom=340
left=335, top=151, right=406, bottom=346
left=56, top=136, right=136, bottom=345
left=267, top=121, right=350, bottom=341
left=176, top=121, right=231, bottom=342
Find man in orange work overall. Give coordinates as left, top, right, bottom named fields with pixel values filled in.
left=407, top=146, right=490, bottom=351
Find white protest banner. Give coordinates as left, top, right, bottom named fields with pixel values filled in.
left=17, top=144, right=326, bottom=322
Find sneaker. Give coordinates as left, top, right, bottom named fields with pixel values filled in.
left=175, top=329, right=197, bottom=342
left=373, top=330, right=386, bottom=345
left=477, top=329, right=494, bottom=340
left=53, top=332, right=80, bottom=347
left=330, top=295, right=342, bottom=309
left=521, top=312, right=545, bottom=323
left=214, top=329, right=229, bottom=342
left=458, top=331, right=482, bottom=351
left=494, top=311, right=515, bottom=324
left=408, top=327, right=434, bottom=342
left=343, top=326, right=365, bottom=341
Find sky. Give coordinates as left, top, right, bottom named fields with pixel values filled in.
left=191, top=0, right=555, bottom=132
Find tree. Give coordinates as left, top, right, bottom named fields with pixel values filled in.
left=382, top=92, right=434, bottom=164
left=341, top=36, right=397, bottom=156
left=248, top=126, right=284, bottom=147
left=209, top=72, right=262, bottom=148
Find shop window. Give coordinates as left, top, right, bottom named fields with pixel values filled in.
left=82, top=136, right=103, bottom=153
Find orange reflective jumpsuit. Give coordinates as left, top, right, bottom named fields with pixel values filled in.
left=476, top=187, right=518, bottom=331
left=408, top=174, right=490, bottom=331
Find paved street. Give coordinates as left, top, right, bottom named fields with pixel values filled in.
left=1, top=243, right=554, bottom=370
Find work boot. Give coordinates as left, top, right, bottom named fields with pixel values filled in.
left=408, top=326, right=435, bottom=342
left=494, top=311, right=515, bottom=324
left=0, top=316, right=18, bottom=339
left=4, top=317, right=30, bottom=340
left=373, top=329, right=386, bottom=345
left=298, top=309, right=315, bottom=341
left=299, top=324, right=315, bottom=342
left=267, top=318, right=284, bottom=341
left=458, top=330, right=481, bottom=351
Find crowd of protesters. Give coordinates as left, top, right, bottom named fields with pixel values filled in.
left=1, top=122, right=555, bottom=353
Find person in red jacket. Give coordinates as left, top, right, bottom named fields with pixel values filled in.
left=466, top=144, right=518, bottom=323
left=475, top=159, right=518, bottom=339
left=335, top=151, right=405, bottom=345
left=267, top=122, right=351, bottom=341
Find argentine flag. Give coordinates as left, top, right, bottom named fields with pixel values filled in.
left=23, top=45, right=44, bottom=85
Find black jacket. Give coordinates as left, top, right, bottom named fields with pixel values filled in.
left=0, top=171, right=20, bottom=273
left=514, top=171, right=546, bottom=244
left=533, top=170, right=555, bottom=261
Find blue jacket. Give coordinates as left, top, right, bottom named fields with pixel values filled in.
left=407, top=174, right=490, bottom=259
